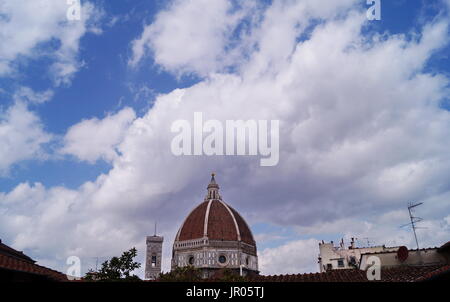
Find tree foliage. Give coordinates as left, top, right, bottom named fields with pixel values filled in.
left=158, top=266, right=249, bottom=282
left=84, top=247, right=141, bottom=281
left=210, top=268, right=248, bottom=282
left=159, top=266, right=203, bottom=282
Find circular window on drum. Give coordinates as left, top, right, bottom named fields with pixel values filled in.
left=218, top=255, right=227, bottom=264
left=188, top=255, right=195, bottom=265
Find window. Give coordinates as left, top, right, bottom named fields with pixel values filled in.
left=151, top=255, right=157, bottom=267
left=337, top=259, right=344, bottom=268
left=246, top=256, right=250, bottom=266
left=188, top=256, right=195, bottom=265
left=218, top=255, right=227, bottom=264
left=326, top=263, right=333, bottom=271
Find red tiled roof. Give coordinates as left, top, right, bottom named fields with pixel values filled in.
left=250, top=265, right=449, bottom=282
left=438, top=241, right=450, bottom=253
left=176, top=200, right=256, bottom=246
left=414, top=265, right=450, bottom=281
left=0, top=241, right=35, bottom=263
left=0, top=254, right=68, bottom=281
left=0, top=241, right=68, bottom=281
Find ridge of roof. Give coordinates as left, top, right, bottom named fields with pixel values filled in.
left=0, top=241, right=35, bottom=263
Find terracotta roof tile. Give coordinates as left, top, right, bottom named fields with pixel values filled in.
left=0, top=253, right=68, bottom=281
left=228, top=205, right=255, bottom=245
left=207, top=200, right=238, bottom=241
left=177, top=200, right=256, bottom=246
left=250, top=265, right=448, bottom=282
left=0, top=241, right=35, bottom=263
left=0, top=240, right=68, bottom=281
left=178, top=201, right=208, bottom=241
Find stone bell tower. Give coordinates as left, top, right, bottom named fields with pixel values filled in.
left=145, top=226, right=163, bottom=280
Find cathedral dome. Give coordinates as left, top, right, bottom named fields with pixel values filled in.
left=171, top=174, right=258, bottom=276
left=175, top=199, right=256, bottom=246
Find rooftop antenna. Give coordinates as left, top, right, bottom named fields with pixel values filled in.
left=362, top=237, right=371, bottom=247
left=400, top=202, right=424, bottom=250
left=154, top=222, right=157, bottom=236
left=92, top=256, right=105, bottom=272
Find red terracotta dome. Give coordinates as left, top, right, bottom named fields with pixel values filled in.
left=171, top=174, right=259, bottom=275
left=175, top=174, right=255, bottom=246
left=176, top=199, right=255, bottom=245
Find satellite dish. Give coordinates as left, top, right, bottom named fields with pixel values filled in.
left=397, top=246, right=409, bottom=262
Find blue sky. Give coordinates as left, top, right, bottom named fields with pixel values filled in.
left=1, top=0, right=450, bottom=276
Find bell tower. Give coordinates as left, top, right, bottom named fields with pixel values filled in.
left=145, top=229, right=163, bottom=280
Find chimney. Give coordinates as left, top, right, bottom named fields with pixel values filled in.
left=350, top=237, right=355, bottom=249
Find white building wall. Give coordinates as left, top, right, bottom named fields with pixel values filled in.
left=359, top=248, right=447, bottom=270
left=318, top=241, right=398, bottom=272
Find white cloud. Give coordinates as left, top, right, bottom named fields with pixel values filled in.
left=254, top=233, right=287, bottom=244
left=445, top=215, right=450, bottom=225
left=130, top=0, right=359, bottom=77
left=0, top=180, right=147, bottom=274
left=259, top=239, right=320, bottom=275
left=294, top=204, right=450, bottom=249
left=13, top=87, right=54, bottom=104
left=60, top=108, right=136, bottom=163
left=0, top=101, right=52, bottom=175
left=129, top=0, right=261, bottom=76
left=2, top=0, right=450, bottom=277
left=0, top=0, right=103, bottom=85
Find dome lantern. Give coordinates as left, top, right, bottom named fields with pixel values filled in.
left=206, top=172, right=221, bottom=200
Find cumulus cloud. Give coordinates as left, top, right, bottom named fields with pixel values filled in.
left=129, top=0, right=255, bottom=76
left=295, top=206, right=450, bottom=249
left=13, top=86, right=54, bottom=104
left=259, top=239, right=320, bottom=275
left=129, top=0, right=358, bottom=77
left=60, top=108, right=136, bottom=163
left=0, top=180, right=149, bottom=274
left=0, top=0, right=103, bottom=85
left=0, top=101, right=52, bottom=175
left=2, top=0, right=450, bottom=277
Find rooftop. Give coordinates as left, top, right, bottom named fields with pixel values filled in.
left=250, top=265, right=450, bottom=282
left=0, top=239, right=68, bottom=282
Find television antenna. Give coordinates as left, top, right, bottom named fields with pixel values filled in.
left=400, top=202, right=424, bottom=250
left=362, top=237, right=372, bottom=247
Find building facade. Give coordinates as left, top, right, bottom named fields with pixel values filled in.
left=0, top=239, right=68, bottom=281
left=359, top=245, right=450, bottom=270
left=318, top=238, right=398, bottom=272
left=171, top=174, right=258, bottom=278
